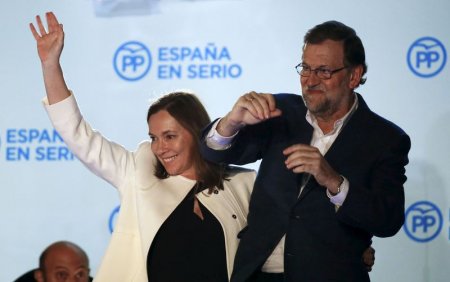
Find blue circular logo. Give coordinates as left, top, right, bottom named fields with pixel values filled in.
left=403, top=201, right=443, bottom=243
left=407, top=37, right=447, bottom=78
left=113, top=41, right=152, bottom=81
left=108, top=205, right=120, bottom=233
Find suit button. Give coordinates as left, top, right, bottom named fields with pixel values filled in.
left=290, top=213, right=300, bottom=220
left=232, top=214, right=237, bottom=219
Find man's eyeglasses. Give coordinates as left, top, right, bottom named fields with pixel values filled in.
left=295, top=63, right=348, bottom=80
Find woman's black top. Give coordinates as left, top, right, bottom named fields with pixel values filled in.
left=147, top=187, right=228, bottom=282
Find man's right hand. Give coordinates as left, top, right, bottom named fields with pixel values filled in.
left=217, top=91, right=282, bottom=137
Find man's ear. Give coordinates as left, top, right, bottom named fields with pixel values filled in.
left=34, top=269, right=44, bottom=282
left=349, top=65, right=363, bottom=89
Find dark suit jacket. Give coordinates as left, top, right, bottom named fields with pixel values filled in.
left=200, top=93, right=410, bottom=282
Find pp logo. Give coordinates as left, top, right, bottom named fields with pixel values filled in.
left=108, top=205, right=120, bottom=233
left=403, top=201, right=443, bottom=243
left=113, top=41, right=152, bottom=81
left=407, top=37, right=447, bottom=78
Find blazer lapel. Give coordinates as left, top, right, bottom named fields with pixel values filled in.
left=137, top=176, right=195, bottom=258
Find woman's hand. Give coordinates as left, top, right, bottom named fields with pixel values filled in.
left=29, top=12, right=64, bottom=66
left=29, top=12, right=70, bottom=105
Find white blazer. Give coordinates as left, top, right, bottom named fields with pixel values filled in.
left=44, top=94, right=256, bottom=282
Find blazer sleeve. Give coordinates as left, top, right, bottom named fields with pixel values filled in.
left=43, top=92, right=134, bottom=191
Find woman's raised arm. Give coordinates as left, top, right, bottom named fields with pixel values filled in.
left=30, top=12, right=70, bottom=105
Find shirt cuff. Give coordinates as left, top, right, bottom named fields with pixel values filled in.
left=326, top=176, right=349, bottom=206
left=205, top=118, right=238, bottom=150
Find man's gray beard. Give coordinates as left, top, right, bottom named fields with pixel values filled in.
left=302, top=93, right=332, bottom=118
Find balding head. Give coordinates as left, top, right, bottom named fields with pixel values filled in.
left=34, top=241, right=90, bottom=282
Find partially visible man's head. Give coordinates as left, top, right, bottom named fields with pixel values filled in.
left=34, top=241, right=90, bottom=282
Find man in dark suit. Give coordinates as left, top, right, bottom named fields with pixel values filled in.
left=200, top=20, right=410, bottom=282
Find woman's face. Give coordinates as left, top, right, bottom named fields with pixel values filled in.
left=148, top=110, right=197, bottom=180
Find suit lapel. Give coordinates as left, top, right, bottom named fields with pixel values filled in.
left=297, top=94, right=372, bottom=201
left=324, top=94, right=371, bottom=167
left=286, top=111, right=314, bottom=199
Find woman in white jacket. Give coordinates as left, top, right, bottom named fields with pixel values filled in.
left=30, top=12, right=255, bottom=282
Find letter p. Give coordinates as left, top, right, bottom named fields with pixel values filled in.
left=412, top=215, right=436, bottom=233
left=122, top=55, right=145, bottom=72
left=416, top=51, right=440, bottom=68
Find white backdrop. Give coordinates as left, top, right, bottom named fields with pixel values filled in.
left=1, top=0, right=449, bottom=281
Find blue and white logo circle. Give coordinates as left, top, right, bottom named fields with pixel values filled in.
left=407, top=37, right=447, bottom=78
left=403, top=201, right=443, bottom=243
left=113, top=41, right=152, bottom=81
left=108, top=205, right=120, bottom=233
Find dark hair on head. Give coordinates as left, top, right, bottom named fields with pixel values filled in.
left=39, top=241, right=89, bottom=270
left=304, top=20, right=367, bottom=85
left=147, top=91, right=228, bottom=193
